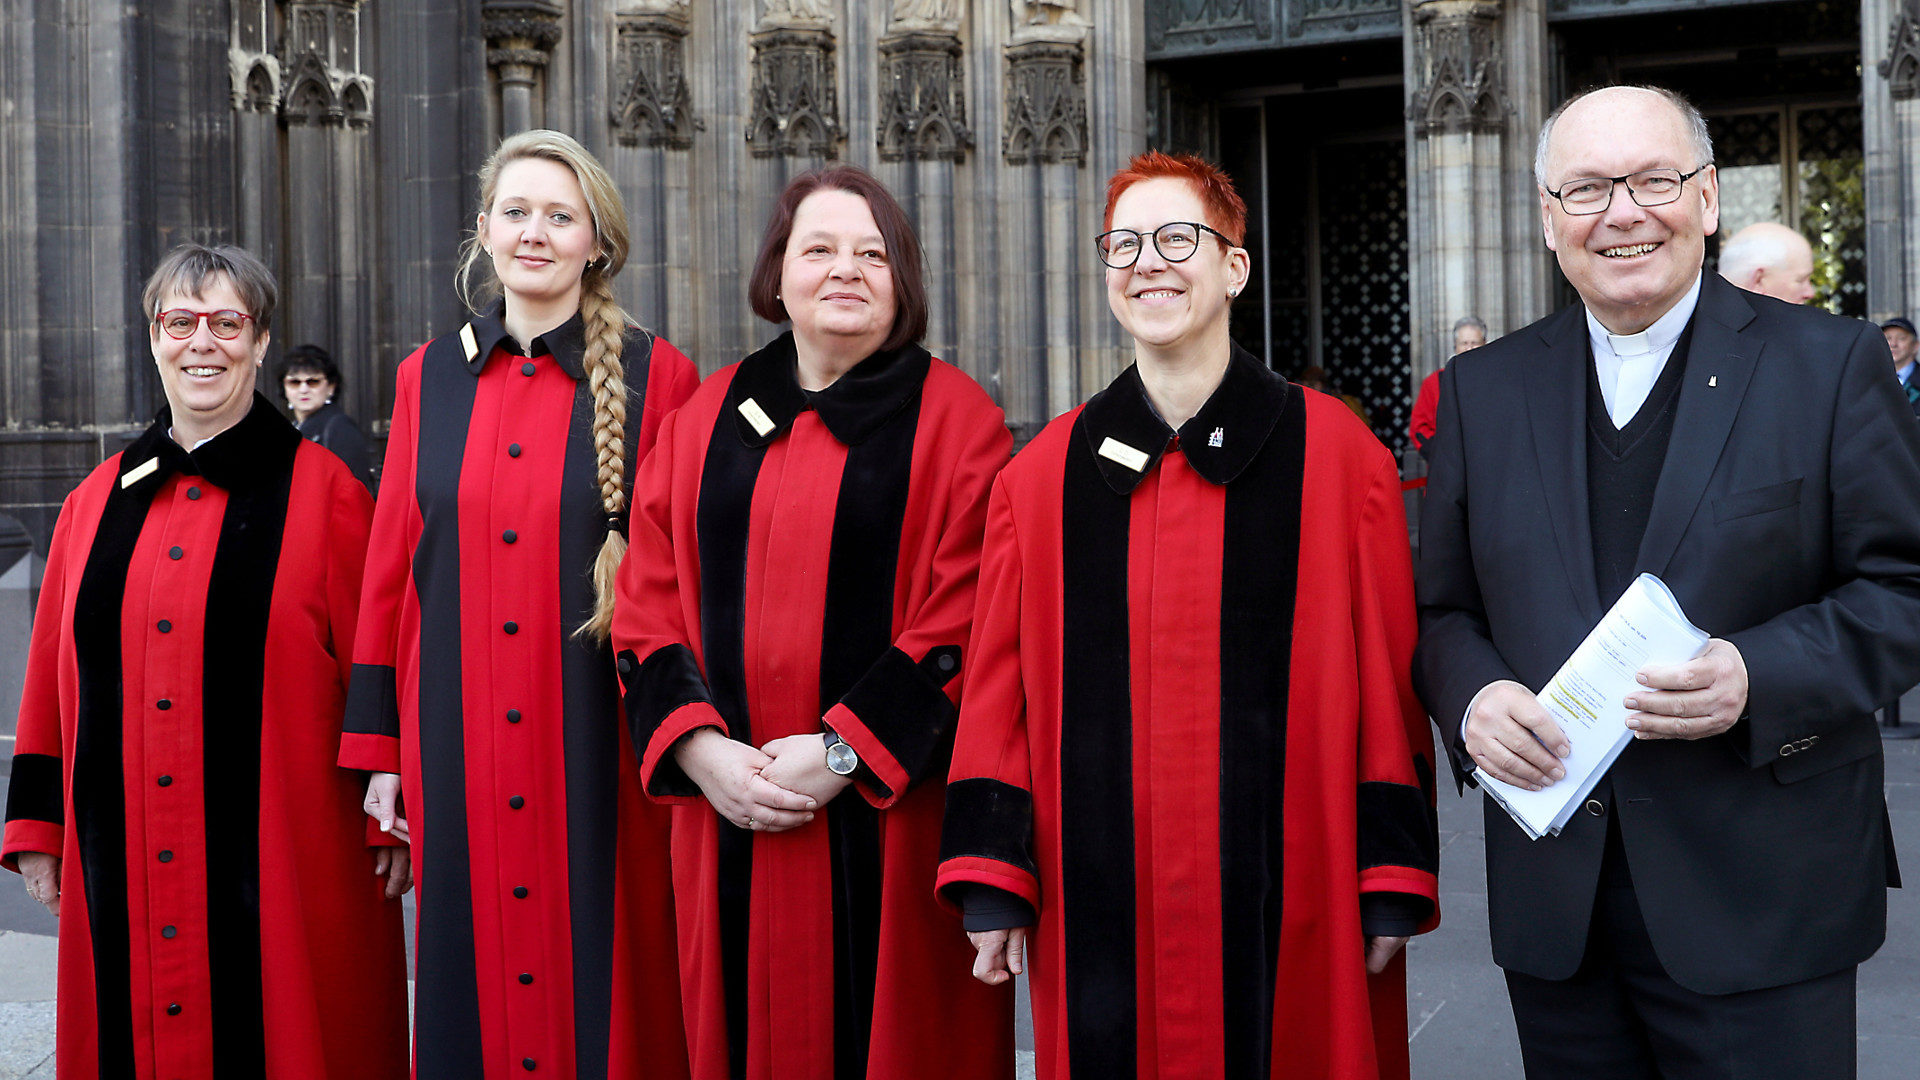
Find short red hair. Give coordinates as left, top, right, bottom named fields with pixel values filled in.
left=1103, top=150, right=1248, bottom=248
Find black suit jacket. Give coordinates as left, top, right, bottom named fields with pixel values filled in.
left=1414, top=273, right=1920, bottom=995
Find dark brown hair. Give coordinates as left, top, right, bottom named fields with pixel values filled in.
left=748, top=164, right=928, bottom=353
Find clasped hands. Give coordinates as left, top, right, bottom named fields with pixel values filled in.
left=674, top=728, right=853, bottom=833
left=1464, top=637, right=1749, bottom=790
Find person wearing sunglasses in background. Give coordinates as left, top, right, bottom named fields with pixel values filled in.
left=279, top=343, right=378, bottom=494
left=1, top=243, right=410, bottom=1079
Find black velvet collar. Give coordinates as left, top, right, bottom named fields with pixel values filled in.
left=461, top=301, right=589, bottom=379
left=1078, top=343, right=1291, bottom=494
left=727, top=332, right=931, bottom=448
left=118, top=392, right=302, bottom=497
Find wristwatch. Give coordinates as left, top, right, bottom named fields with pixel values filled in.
left=823, top=729, right=859, bottom=777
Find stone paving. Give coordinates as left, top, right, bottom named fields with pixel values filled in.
left=3, top=731, right=1918, bottom=1079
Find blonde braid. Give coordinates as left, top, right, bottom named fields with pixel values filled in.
left=575, top=270, right=634, bottom=641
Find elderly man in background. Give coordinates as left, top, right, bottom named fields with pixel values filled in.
left=1885, top=316, right=1920, bottom=415
left=1416, top=84, right=1920, bottom=1079
left=1717, top=221, right=1816, bottom=304
left=1407, top=315, right=1487, bottom=457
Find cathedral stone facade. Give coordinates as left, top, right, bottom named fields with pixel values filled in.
left=0, top=0, right=1913, bottom=549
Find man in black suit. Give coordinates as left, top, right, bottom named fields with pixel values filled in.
left=1415, top=84, right=1920, bottom=1079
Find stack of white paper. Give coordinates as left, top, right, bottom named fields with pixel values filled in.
left=1474, top=573, right=1710, bottom=840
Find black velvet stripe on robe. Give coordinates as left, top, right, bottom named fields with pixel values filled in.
left=688, top=375, right=928, bottom=1080
left=409, top=333, right=488, bottom=1079
left=70, top=400, right=298, bottom=1079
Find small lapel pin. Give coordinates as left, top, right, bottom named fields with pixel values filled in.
left=738, top=398, right=776, bottom=437
left=1208, top=427, right=1224, bottom=448
left=1097, top=437, right=1151, bottom=472
left=121, top=457, right=159, bottom=489
left=1707, top=376, right=1717, bottom=387
left=459, top=323, right=479, bottom=363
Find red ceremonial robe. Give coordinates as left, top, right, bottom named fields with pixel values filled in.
left=936, top=349, right=1442, bottom=1080
left=612, top=333, right=1014, bottom=1080
left=340, top=310, right=699, bottom=1080
left=2, top=395, right=409, bottom=1080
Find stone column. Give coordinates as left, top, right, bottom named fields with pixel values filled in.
left=1404, top=0, right=1512, bottom=384
left=1002, top=5, right=1092, bottom=433
left=484, top=0, right=565, bottom=137
left=609, top=1, right=700, bottom=336
left=878, top=5, right=972, bottom=358
left=1871, top=0, right=1920, bottom=320
left=280, top=0, right=378, bottom=422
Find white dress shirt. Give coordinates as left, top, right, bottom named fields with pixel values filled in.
left=1585, top=272, right=1704, bottom=429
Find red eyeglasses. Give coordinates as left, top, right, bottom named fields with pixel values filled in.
left=154, top=309, right=253, bottom=340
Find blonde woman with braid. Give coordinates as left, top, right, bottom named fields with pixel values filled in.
left=342, top=129, right=698, bottom=1080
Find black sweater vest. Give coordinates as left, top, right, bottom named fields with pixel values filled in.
left=1586, top=318, right=1695, bottom=607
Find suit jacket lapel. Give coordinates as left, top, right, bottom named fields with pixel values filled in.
left=1524, top=305, right=1605, bottom=626
left=1635, top=275, right=1761, bottom=580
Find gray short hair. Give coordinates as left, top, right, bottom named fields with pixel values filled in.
left=141, top=243, right=278, bottom=334
left=1534, top=85, right=1714, bottom=190
left=1452, top=315, right=1487, bottom=335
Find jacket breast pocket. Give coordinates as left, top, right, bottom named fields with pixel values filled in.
left=1712, top=478, right=1802, bottom=523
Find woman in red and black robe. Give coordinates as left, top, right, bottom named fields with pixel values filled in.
left=936, top=153, right=1440, bottom=1080
left=340, top=131, right=699, bottom=1079
left=613, top=166, right=1013, bottom=1080
left=3, top=244, right=410, bottom=1079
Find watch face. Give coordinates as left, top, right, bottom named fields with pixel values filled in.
left=825, top=740, right=858, bottom=776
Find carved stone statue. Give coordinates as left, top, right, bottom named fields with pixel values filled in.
left=1012, top=0, right=1084, bottom=29
left=762, top=0, right=832, bottom=26
left=891, top=0, right=960, bottom=30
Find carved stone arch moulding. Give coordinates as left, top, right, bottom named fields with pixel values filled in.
left=1882, top=2, right=1920, bottom=101
left=878, top=30, right=973, bottom=162
left=282, top=50, right=343, bottom=126
left=611, top=10, right=701, bottom=148
left=746, top=27, right=844, bottom=158
left=1003, top=39, right=1087, bottom=166
left=1407, top=0, right=1509, bottom=136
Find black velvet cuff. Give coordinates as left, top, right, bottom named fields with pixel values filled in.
left=1360, top=892, right=1432, bottom=938
left=958, top=883, right=1037, bottom=932
left=838, top=645, right=961, bottom=789
left=1358, top=779, right=1440, bottom=874
left=3, top=752, right=62, bottom=825
left=939, top=777, right=1038, bottom=878
left=619, top=645, right=714, bottom=747
left=342, top=663, right=400, bottom=739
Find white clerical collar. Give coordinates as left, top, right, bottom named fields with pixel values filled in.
left=1585, top=272, right=1702, bottom=361
left=166, top=427, right=215, bottom=452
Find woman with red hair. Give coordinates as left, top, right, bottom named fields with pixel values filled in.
left=938, top=151, right=1441, bottom=1079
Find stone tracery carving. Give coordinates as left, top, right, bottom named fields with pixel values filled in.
left=230, top=1, right=374, bottom=128
left=878, top=31, right=972, bottom=162
left=746, top=27, right=844, bottom=158
left=1882, top=3, right=1920, bottom=101
left=1002, top=39, right=1087, bottom=166
left=610, top=10, right=701, bottom=148
left=1406, top=0, right=1508, bottom=135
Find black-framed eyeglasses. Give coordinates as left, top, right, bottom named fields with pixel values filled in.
left=1094, top=222, right=1235, bottom=269
left=154, top=308, right=253, bottom=340
left=1544, top=167, right=1707, bottom=216
left=283, top=375, right=329, bottom=388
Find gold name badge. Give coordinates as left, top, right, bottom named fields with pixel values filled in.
left=1097, top=437, right=1150, bottom=472
left=738, top=398, right=776, bottom=437
left=120, top=457, right=160, bottom=489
